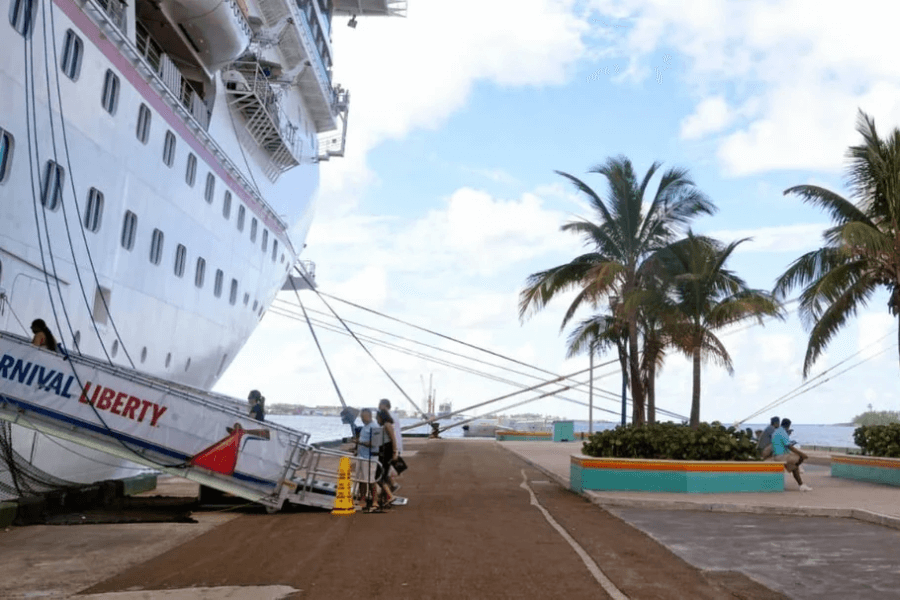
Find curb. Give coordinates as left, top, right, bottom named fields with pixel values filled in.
left=497, top=443, right=900, bottom=532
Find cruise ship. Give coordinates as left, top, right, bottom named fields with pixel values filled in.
left=0, top=0, right=406, bottom=490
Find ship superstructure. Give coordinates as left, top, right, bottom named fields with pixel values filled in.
left=0, top=0, right=406, bottom=487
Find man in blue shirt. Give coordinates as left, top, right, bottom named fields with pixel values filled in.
left=757, top=416, right=780, bottom=459
left=355, top=409, right=383, bottom=510
left=770, top=418, right=812, bottom=491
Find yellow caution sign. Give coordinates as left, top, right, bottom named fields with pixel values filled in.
left=331, top=456, right=356, bottom=515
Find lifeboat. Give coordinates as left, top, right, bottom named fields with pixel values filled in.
left=161, top=0, right=252, bottom=72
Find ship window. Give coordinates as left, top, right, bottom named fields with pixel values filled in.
left=272, top=239, right=278, bottom=262
left=10, top=0, right=37, bottom=38
left=261, top=229, right=268, bottom=252
left=174, top=244, right=186, bottom=277
left=204, top=173, right=214, bottom=203
left=111, top=339, right=119, bottom=358
left=92, top=286, right=111, bottom=325
left=101, top=70, right=120, bottom=115
left=165, top=352, right=172, bottom=368
left=84, top=188, right=103, bottom=232
left=185, top=357, right=191, bottom=372
left=0, top=129, right=13, bottom=183
left=250, top=218, right=257, bottom=242
left=163, top=131, right=176, bottom=167
left=149, top=228, right=164, bottom=265
left=40, top=160, right=64, bottom=211
left=140, top=347, right=147, bottom=363
left=229, top=279, right=238, bottom=305
left=73, top=331, right=81, bottom=352
left=252, top=300, right=258, bottom=311
left=136, top=104, right=151, bottom=144
left=223, top=191, right=232, bottom=219
left=61, top=29, right=83, bottom=81
left=237, top=205, right=245, bottom=231
left=243, top=292, right=249, bottom=306
left=214, top=269, right=223, bottom=297
left=185, top=153, right=197, bottom=186
left=195, top=257, right=206, bottom=288
left=280, top=253, right=285, bottom=264
left=217, top=353, right=228, bottom=377
left=120, top=210, right=137, bottom=250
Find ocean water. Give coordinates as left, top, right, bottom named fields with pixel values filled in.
left=267, top=415, right=859, bottom=449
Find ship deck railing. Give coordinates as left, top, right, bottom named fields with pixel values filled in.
left=135, top=21, right=211, bottom=130
left=94, top=0, right=127, bottom=34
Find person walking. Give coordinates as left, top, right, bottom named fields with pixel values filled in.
left=770, top=418, right=812, bottom=491
left=248, top=390, right=265, bottom=422
left=375, top=409, right=398, bottom=508
left=379, top=398, right=403, bottom=493
left=355, top=408, right=383, bottom=512
left=30, top=319, right=57, bottom=352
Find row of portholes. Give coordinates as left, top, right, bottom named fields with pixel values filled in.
left=72, top=331, right=198, bottom=372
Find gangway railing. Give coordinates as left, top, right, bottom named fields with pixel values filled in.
left=0, top=332, right=363, bottom=512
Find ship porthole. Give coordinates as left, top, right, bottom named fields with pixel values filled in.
left=165, top=352, right=172, bottom=368
left=185, top=357, right=191, bottom=372
left=111, top=339, right=119, bottom=358
left=141, top=347, right=147, bottom=363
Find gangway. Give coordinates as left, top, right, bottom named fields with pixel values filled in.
left=0, top=332, right=366, bottom=513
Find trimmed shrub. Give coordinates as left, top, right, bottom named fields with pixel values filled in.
left=853, top=424, right=900, bottom=458
left=581, top=422, right=760, bottom=461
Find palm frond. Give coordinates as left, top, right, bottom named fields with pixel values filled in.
left=801, top=275, right=880, bottom=377
left=554, top=170, right=617, bottom=229
left=783, top=184, right=873, bottom=227
left=772, top=247, right=847, bottom=299
left=518, top=254, right=604, bottom=321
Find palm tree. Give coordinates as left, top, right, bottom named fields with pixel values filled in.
left=519, top=156, right=716, bottom=425
left=774, top=110, right=900, bottom=376
left=655, top=232, right=784, bottom=427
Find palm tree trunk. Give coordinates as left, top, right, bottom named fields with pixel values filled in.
left=647, top=361, right=656, bottom=424
left=617, top=340, right=628, bottom=427
left=690, top=345, right=701, bottom=428
left=628, top=319, right=645, bottom=426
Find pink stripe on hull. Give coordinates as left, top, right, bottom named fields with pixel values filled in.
left=52, top=0, right=289, bottom=241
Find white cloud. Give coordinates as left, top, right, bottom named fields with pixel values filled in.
left=588, top=0, right=900, bottom=176
left=705, top=223, right=828, bottom=253
left=318, top=0, right=588, bottom=214
left=680, top=96, right=733, bottom=140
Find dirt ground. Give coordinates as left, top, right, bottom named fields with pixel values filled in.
left=78, top=440, right=785, bottom=599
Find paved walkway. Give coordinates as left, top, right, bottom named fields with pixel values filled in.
left=500, top=441, right=900, bottom=527
left=73, top=440, right=778, bottom=600
left=609, top=508, right=900, bottom=600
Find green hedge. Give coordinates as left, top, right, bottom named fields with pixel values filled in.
left=853, top=424, right=900, bottom=458
left=582, top=422, right=760, bottom=461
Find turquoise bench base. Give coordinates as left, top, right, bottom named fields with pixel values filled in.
left=831, top=456, right=900, bottom=487
left=570, top=456, right=784, bottom=494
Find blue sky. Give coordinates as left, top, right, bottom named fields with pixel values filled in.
left=215, top=0, right=900, bottom=426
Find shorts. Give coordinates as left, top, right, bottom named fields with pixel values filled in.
left=356, top=457, right=382, bottom=484
left=759, top=444, right=773, bottom=460
left=772, top=452, right=801, bottom=472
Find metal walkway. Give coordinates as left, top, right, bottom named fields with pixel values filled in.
left=0, top=332, right=366, bottom=512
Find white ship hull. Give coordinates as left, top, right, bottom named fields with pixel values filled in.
left=0, top=0, right=361, bottom=486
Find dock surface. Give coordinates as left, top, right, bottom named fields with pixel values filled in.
left=3, top=439, right=783, bottom=599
